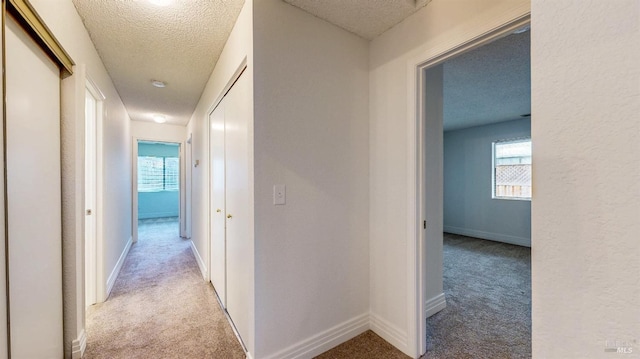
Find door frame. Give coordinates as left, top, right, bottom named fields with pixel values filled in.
left=132, top=138, right=185, bottom=243
left=406, top=13, right=531, bottom=356
left=185, top=133, right=193, bottom=239
left=84, top=75, right=105, bottom=305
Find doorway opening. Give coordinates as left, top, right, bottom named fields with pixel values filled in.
left=411, top=15, right=532, bottom=357
left=426, top=29, right=532, bottom=358
left=135, top=140, right=182, bottom=240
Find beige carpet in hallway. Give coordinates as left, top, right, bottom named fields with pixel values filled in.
left=84, top=219, right=245, bottom=358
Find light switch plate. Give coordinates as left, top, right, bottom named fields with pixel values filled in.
left=273, top=184, right=286, bottom=205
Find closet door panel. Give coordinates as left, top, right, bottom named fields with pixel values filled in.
left=6, top=17, right=63, bottom=358
left=210, top=102, right=227, bottom=307
left=224, top=72, right=252, bottom=344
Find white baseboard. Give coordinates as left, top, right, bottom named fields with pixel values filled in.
left=425, top=293, right=447, bottom=318
left=245, top=352, right=254, bottom=359
left=443, top=226, right=530, bottom=247
left=71, top=329, right=86, bottom=359
left=106, top=236, right=133, bottom=297
left=369, top=312, right=408, bottom=354
left=190, top=240, right=208, bottom=280
left=263, top=313, right=369, bottom=359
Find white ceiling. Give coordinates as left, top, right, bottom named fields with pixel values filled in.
left=72, top=0, right=245, bottom=125
left=72, top=0, right=527, bottom=130
left=443, top=30, right=531, bottom=131
left=283, top=0, right=432, bottom=40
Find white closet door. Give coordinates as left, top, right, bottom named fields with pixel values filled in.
left=224, top=72, right=252, bottom=344
left=210, top=101, right=227, bottom=307
left=6, top=17, right=63, bottom=358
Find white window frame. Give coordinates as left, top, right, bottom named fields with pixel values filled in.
left=492, top=138, right=532, bottom=201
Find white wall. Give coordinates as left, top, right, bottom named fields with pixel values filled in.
left=252, top=1, right=370, bottom=358
left=28, top=1, right=132, bottom=357
left=369, top=0, right=529, bottom=356
left=131, top=121, right=187, bottom=143
left=186, top=0, right=253, bottom=279
left=444, top=119, right=531, bottom=246
left=531, top=1, right=640, bottom=357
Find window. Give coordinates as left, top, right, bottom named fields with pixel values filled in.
left=138, top=156, right=179, bottom=192
left=492, top=139, right=531, bottom=200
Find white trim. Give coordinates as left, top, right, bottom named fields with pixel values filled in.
left=71, top=329, right=86, bottom=359
left=425, top=293, right=446, bottom=318
left=185, top=133, right=193, bottom=239
left=105, top=236, right=132, bottom=297
left=85, top=74, right=105, bottom=101
left=245, top=353, right=254, bottom=359
left=262, top=313, right=369, bottom=359
left=190, top=239, right=208, bottom=280
left=370, top=312, right=408, bottom=352
left=407, top=10, right=531, bottom=358
left=405, top=42, right=424, bottom=359
left=205, top=59, right=248, bottom=117
left=444, top=226, right=530, bottom=247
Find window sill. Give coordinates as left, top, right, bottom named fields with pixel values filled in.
left=492, top=196, right=531, bottom=201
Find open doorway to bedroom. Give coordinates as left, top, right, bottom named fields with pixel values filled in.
left=422, top=26, right=532, bottom=358
left=136, top=141, right=182, bottom=237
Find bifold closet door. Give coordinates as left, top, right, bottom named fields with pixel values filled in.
left=210, top=101, right=227, bottom=307
left=5, top=16, right=64, bottom=358
left=224, top=71, right=251, bottom=345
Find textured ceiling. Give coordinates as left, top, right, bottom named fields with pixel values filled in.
left=72, top=0, right=526, bottom=129
left=283, top=0, right=432, bottom=40
left=72, top=0, right=244, bottom=125
left=443, top=30, right=531, bottom=131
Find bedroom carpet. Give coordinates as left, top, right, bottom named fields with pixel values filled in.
left=84, top=218, right=245, bottom=358
left=317, top=233, right=531, bottom=359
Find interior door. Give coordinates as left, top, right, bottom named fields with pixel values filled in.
left=85, top=89, right=98, bottom=306
left=6, top=16, right=64, bottom=358
left=224, top=71, right=252, bottom=344
left=210, top=102, right=227, bottom=307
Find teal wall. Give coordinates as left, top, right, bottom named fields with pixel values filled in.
left=138, top=142, right=179, bottom=157
left=138, top=142, right=180, bottom=219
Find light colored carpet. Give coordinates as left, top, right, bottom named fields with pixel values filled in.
left=317, top=234, right=531, bottom=358
left=84, top=219, right=245, bottom=358
left=315, top=331, right=410, bottom=359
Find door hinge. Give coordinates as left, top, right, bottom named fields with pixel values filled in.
left=423, top=220, right=426, bottom=229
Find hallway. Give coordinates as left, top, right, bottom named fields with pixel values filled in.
left=84, top=219, right=244, bottom=358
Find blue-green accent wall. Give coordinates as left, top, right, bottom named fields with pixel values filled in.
left=138, top=142, right=180, bottom=219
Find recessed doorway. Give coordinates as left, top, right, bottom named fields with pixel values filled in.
left=413, top=16, right=532, bottom=358
left=135, top=141, right=182, bottom=238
